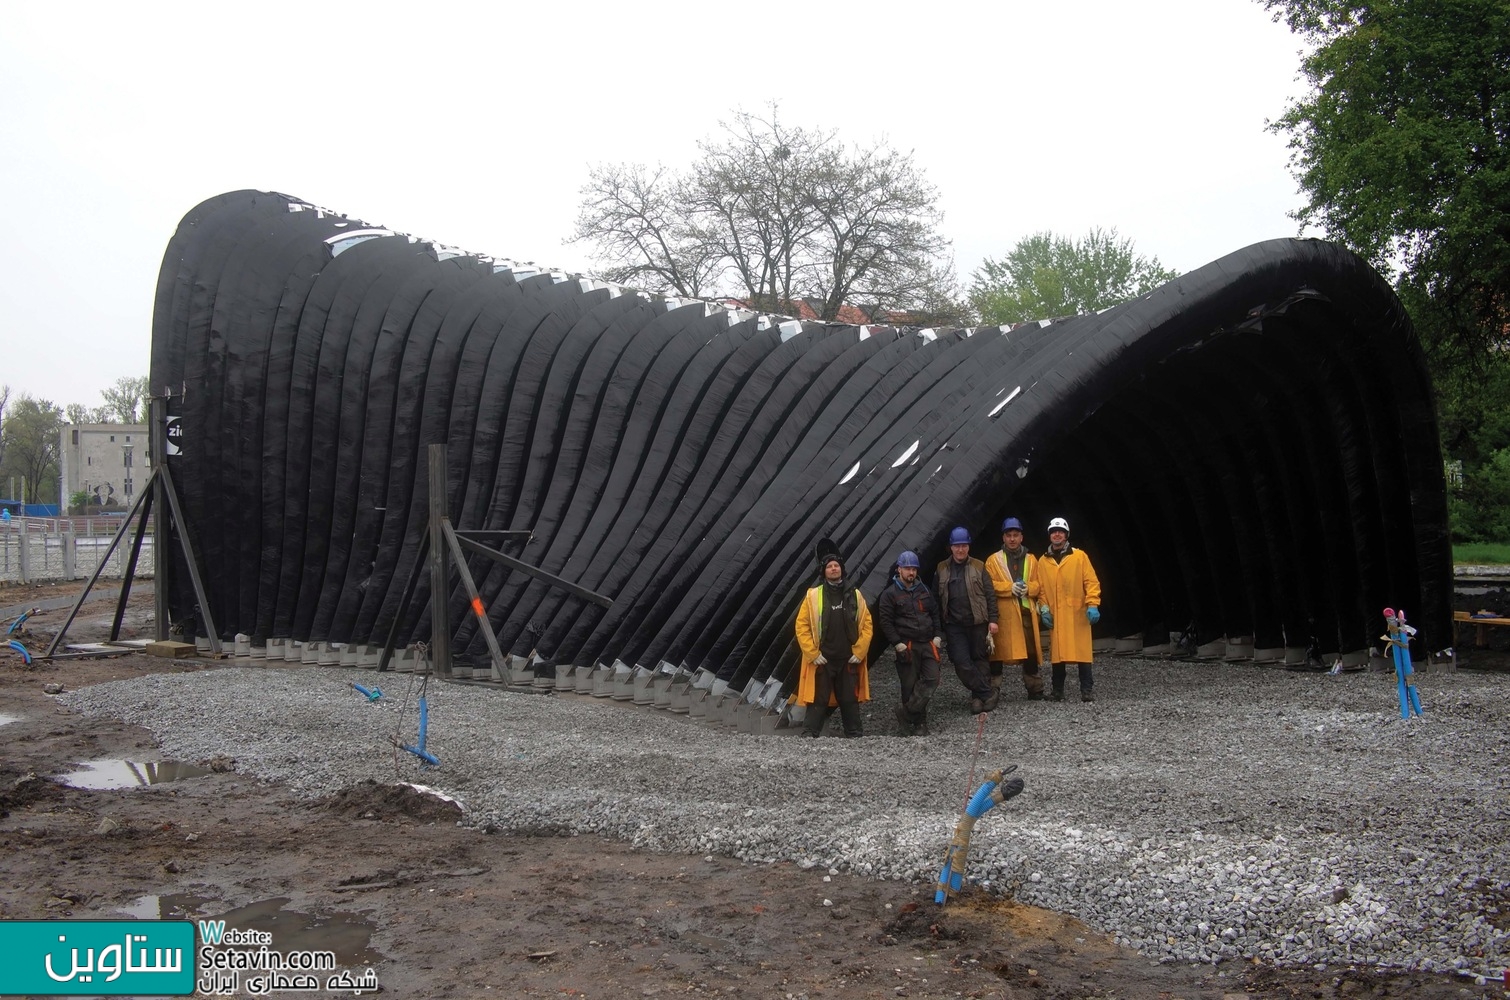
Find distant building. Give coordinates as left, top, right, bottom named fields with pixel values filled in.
left=59, top=423, right=151, bottom=510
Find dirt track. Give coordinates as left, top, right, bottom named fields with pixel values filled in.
left=0, top=584, right=1503, bottom=998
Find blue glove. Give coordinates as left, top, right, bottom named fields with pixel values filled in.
left=1086, top=606, right=1100, bottom=624
left=1039, top=607, right=1053, bottom=629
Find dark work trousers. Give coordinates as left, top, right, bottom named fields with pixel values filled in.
left=894, top=642, right=942, bottom=722
left=1051, top=662, right=1094, bottom=694
left=943, top=622, right=993, bottom=700
left=805, top=658, right=862, bottom=736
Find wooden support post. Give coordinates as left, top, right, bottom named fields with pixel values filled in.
left=157, top=462, right=222, bottom=654
left=377, top=533, right=428, bottom=674
left=44, top=471, right=154, bottom=658
left=442, top=521, right=507, bottom=680
left=427, top=444, right=451, bottom=679
left=151, top=395, right=169, bottom=642
left=111, top=490, right=153, bottom=641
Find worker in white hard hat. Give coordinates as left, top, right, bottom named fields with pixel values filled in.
left=1036, top=517, right=1102, bottom=702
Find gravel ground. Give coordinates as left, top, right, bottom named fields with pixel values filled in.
left=61, top=655, right=1509, bottom=983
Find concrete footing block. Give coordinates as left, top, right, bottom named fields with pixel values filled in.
left=510, top=656, right=534, bottom=686
left=194, top=636, right=211, bottom=654
left=1195, top=639, right=1226, bottom=659
left=317, top=642, right=341, bottom=666
left=631, top=667, right=656, bottom=705
left=1113, top=635, right=1142, bottom=653
left=753, top=711, right=783, bottom=736
left=651, top=674, right=674, bottom=708
left=339, top=644, right=361, bottom=667
left=358, top=646, right=380, bottom=667
left=1252, top=647, right=1285, bottom=664
left=1284, top=647, right=1310, bottom=666
left=393, top=647, right=416, bottom=673
left=452, top=662, right=474, bottom=680
left=1139, top=643, right=1171, bottom=656
left=687, top=688, right=711, bottom=717
left=301, top=642, right=321, bottom=665
left=233, top=634, right=251, bottom=657
left=284, top=640, right=303, bottom=663
left=611, top=661, right=635, bottom=701
left=591, top=665, right=614, bottom=698
left=555, top=663, right=575, bottom=691
left=1224, top=636, right=1254, bottom=661
left=1339, top=649, right=1370, bottom=670
left=668, top=680, right=691, bottom=713
left=267, top=637, right=285, bottom=659
left=1092, top=637, right=1116, bottom=653
left=573, top=663, right=595, bottom=694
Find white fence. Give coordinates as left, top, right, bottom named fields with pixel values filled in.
left=0, top=517, right=155, bottom=584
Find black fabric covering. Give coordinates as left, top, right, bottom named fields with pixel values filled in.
left=149, top=191, right=1453, bottom=688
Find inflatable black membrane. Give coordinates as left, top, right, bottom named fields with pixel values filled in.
left=149, top=190, right=1452, bottom=691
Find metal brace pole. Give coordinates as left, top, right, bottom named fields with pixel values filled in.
left=427, top=444, right=451, bottom=679
left=442, top=521, right=507, bottom=680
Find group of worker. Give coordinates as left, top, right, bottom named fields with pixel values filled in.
left=793, top=517, right=1102, bottom=737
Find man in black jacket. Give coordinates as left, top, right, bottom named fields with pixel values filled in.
left=876, top=550, right=943, bottom=736
left=935, top=526, right=999, bottom=713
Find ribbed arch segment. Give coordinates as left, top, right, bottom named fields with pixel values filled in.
left=150, top=191, right=1450, bottom=687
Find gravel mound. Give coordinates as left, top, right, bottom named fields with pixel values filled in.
left=60, top=657, right=1509, bottom=979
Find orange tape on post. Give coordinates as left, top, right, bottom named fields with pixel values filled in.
left=471, top=596, right=486, bottom=619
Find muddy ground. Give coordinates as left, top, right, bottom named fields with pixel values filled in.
left=0, top=580, right=1504, bottom=999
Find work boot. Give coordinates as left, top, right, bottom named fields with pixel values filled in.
left=894, top=702, right=914, bottom=736
left=970, top=697, right=985, bottom=714
left=990, top=674, right=1003, bottom=695
left=982, top=688, right=1001, bottom=712
left=1026, top=690, right=1045, bottom=701
left=1081, top=690, right=1095, bottom=703
left=915, top=716, right=930, bottom=736
left=1050, top=689, right=1064, bottom=702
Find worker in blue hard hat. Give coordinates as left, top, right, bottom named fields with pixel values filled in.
left=934, top=526, right=998, bottom=713
left=1037, top=516, right=1102, bottom=702
left=985, top=517, right=1045, bottom=700
left=876, top=549, right=944, bottom=736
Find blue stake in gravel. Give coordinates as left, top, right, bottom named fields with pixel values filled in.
left=936, top=765, right=1025, bottom=904
left=1382, top=607, right=1423, bottom=720
left=352, top=682, right=383, bottom=702
left=399, top=695, right=440, bottom=767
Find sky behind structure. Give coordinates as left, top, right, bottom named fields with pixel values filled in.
left=0, top=0, right=1311, bottom=410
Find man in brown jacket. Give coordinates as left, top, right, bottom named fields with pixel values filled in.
left=935, top=526, right=999, bottom=713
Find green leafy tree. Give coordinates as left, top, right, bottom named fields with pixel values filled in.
left=1264, top=0, right=1510, bottom=540
left=100, top=375, right=149, bottom=424
left=573, top=103, right=955, bottom=321
left=0, top=394, right=63, bottom=504
left=967, top=228, right=1178, bottom=326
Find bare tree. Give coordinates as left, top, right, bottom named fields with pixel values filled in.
left=571, top=163, right=722, bottom=297
left=571, top=103, right=955, bottom=322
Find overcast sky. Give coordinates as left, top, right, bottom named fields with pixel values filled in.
left=0, top=0, right=1312, bottom=411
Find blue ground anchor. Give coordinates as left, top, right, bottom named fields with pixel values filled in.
left=6, top=639, right=32, bottom=665
left=399, top=695, right=440, bottom=767
left=1382, top=607, right=1424, bottom=720
left=936, top=765, right=1026, bottom=904
left=352, top=682, right=383, bottom=702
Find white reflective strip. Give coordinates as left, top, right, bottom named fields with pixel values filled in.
left=839, top=461, right=861, bottom=485
left=779, top=320, right=803, bottom=342
left=891, top=440, right=920, bottom=468
left=988, top=386, right=1023, bottom=417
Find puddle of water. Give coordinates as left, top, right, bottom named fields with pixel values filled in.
left=208, top=898, right=382, bottom=966
left=57, top=759, right=211, bottom=790
left=0, top=714, right=19, bottom=727
left=119, top=892, right=215, bottom=920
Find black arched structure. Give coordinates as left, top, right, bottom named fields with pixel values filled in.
left=149, top=190, right=1451, bottom=690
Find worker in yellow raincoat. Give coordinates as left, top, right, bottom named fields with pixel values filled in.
left=1036, top=517, right=1102, bottom=702
left=985, top=517, right=1045, bottom=700
left=794, top=546, right=872, bottom=737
